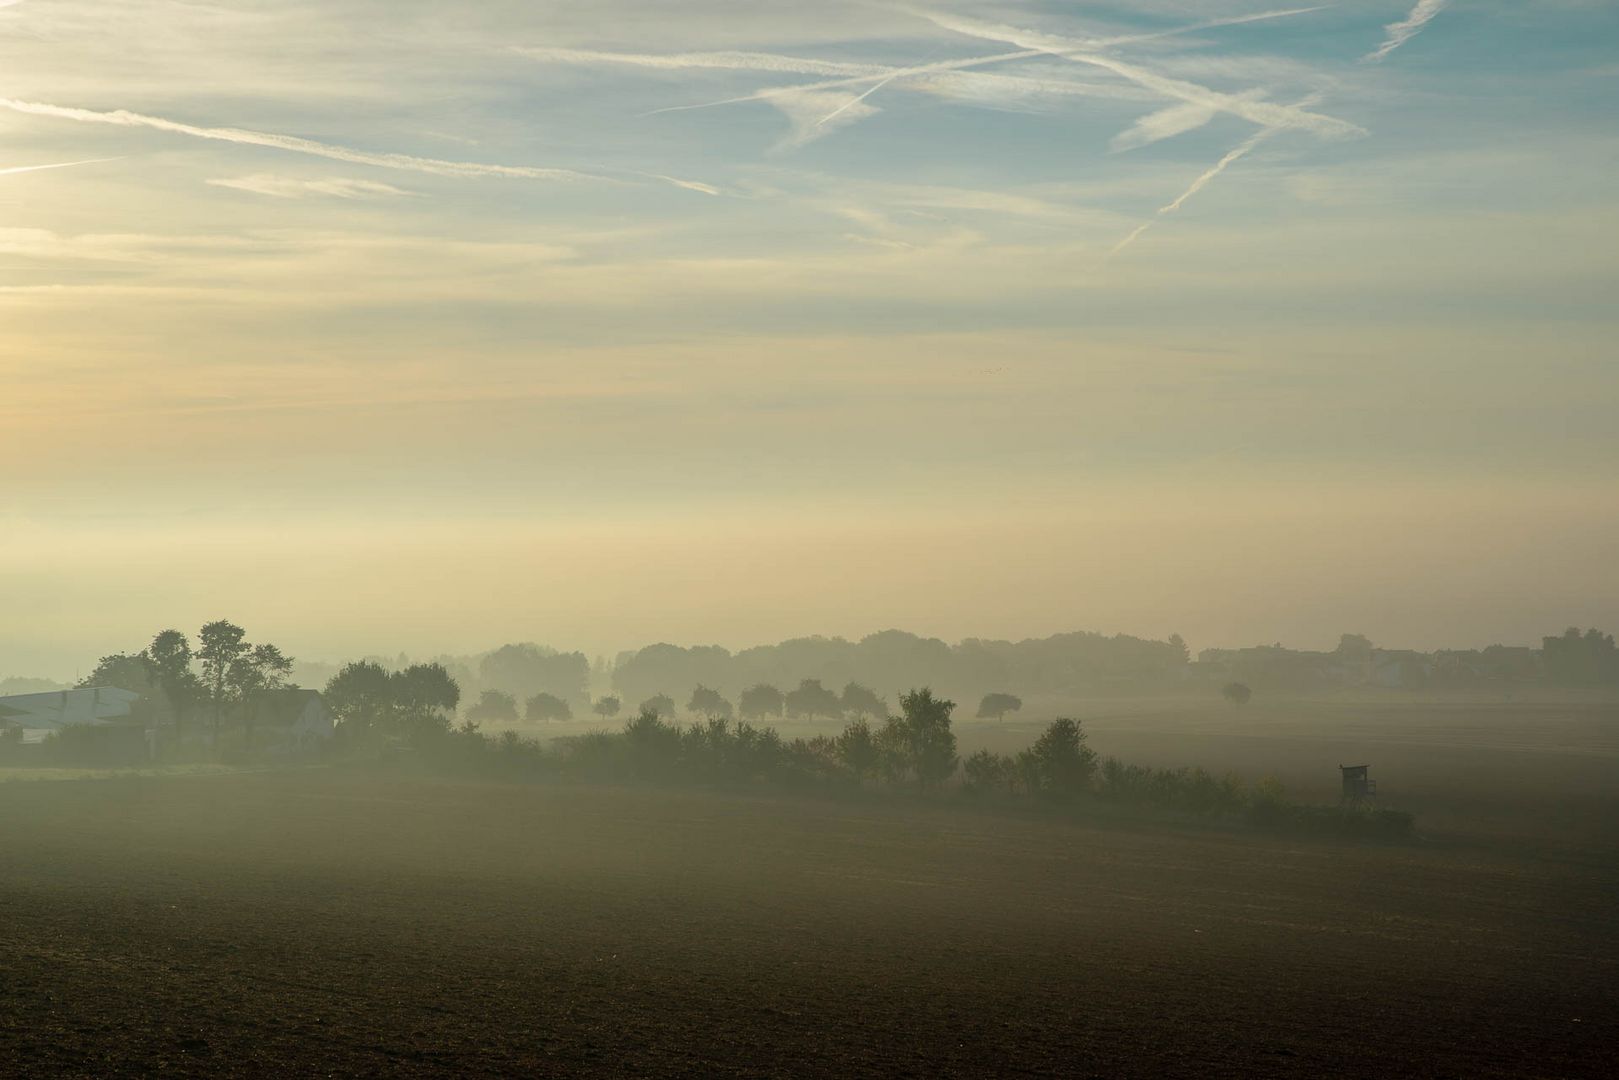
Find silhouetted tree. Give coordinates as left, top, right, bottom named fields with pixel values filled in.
left=1543, top=627, right=1619, bottom=686
left=467, top=689, right=519, bottom=725
left=526, top=692, right=572, bottom=723
left=785, top=678, right=842, bottom=721
left=687, top=685, right=734, bottom=720
left=963, top=749, right=1015, bottom=794
left=1023, top=718, right=1097, bottom=799
left=391, top=663, right=461, bottom=737
left=229, top=642, right=293, bottom=750
left=1222, top=681, right=1252, bottom=706
left=146, top=629, right=200, bottom=742
left=325, top=661, right=394, bottom=736
left=975, top=692, right=1023, bottom=722
left=639, top=693, right=676, bottom=719
left=197, top=620, right=249, bottom=744
left=839, top=682, right=885, bottom=720
left=835, top=717, right=879, bottom=781
left=79, top=652, right=159, bottom=695
left=1336, top=633, right=1375, bottom=664
left=479, top=643, right=590, bottom=709
left=895, top=688, right=958, bottom=792
left=592, top=696, right=621, bottom=723
left=738, top=684, right=785, bottom=721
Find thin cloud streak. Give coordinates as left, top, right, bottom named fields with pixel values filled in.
left=637, top=6, right=1333, bottom=131
left=0, top=156, right=120, bottom=177
left=0, top=98, right=599, bottom=182
left=1110, top=128, right=1277, bottom=258
left=918, top=10, right=1363, bottom=142
left=1365, top=1, right=1448, bottom=63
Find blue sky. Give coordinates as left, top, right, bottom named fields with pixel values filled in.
left=2, top=1, right=1616, bottom=673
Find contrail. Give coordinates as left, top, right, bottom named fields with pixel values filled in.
left=0, top=156, right=120, bottom=177
left=919, top=10, right=1362, bottom=141
left=1109, top=128, right=1277, bottom=258
left=816, top=69, right=907, bottom=128
left=644, top=6, right=1334, bottom=120
left=1109, top=89, right=1324, bottom=257
left=1364, top=1, right=1447, bottom=63
left=0, top=98, right=721, bottom=195
left=0, top=98, right=598, bottom=181
left=518, top=46, right=888, bottom=79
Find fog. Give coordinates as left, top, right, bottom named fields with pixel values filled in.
left=5, top=0, right=1619, bottom=1075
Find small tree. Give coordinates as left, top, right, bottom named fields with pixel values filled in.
left=785, top=678, right=842, bottom=722
left=526, top=692, right=573, bottom=724
left=1221, top=682, right=1252, bottom=707
left=738, top=684, right=785, bottom=721
left=1025, top=718, right=1097, bottom=800
left=639, top=693, right=676, bottom=719
left=592, top=696, right=621, bottom=723
left=687, top=685, right=734, bottom=720
left=467, top=689, right=519, bottom=725
left=963, top=749, right=1013, bottom=794
left=835, top=717, right=879, bottom=782
left=975, top=692, right=1023, bottom=722
left=840, top=682, right=885, bottom=720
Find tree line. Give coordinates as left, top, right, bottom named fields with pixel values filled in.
left=74, top=621, right=294, bottom=749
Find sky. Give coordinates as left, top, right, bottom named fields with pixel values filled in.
left=3, top=0, right=1617, bottom=677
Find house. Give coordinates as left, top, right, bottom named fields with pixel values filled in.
left=245, top=688, right=333, bottom=753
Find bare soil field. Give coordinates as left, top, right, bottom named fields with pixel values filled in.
left=2, top=764, right=1615, bottom=1077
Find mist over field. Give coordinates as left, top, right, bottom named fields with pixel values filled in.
left=5, top=1, right=1618, bottom=1076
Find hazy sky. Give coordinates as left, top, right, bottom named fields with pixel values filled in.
left=3, top=1, right=1617, bottom=677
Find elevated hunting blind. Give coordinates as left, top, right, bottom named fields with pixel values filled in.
left=1339, top=764, right=1377, bottom=805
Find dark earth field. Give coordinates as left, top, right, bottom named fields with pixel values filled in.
left=3, top=748, right=1617, bottom=1077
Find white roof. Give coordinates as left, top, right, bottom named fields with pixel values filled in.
left=0, top=686, right=141, bottom=729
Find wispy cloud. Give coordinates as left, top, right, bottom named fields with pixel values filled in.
left=1110, top=128, right=1278, bottom=258
left=1365, top=1, right=1448, bottom=63
left=519, top=46, right=887, bottom=79
left=770, top=89, right=883, bottom=150
left=625, top=6, right=1332, bottom=149
left=0, top=156, right=119, bottom=177
left=206, top=174, right=411, bottom=199
left=918, top=10, right=1363, bottom=144
left=0, top=98, right=599, bottom=182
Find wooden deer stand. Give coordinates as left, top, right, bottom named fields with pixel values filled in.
left=1339, top=764, right=1377, bottom=807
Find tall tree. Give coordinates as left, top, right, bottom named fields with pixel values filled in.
left=391, top=663, right=461, bottom=738
left=230, top=643, right=293, bottom=750
left=145, top=629, right=200, bottom=743
left=592, top=696, right=621, bottom=723
left=197, top=620, right=249, bottom=744
left=896, top=688, right=958, bottom=792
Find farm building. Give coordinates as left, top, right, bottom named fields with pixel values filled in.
left=0, top=686, right=143, bottom=743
